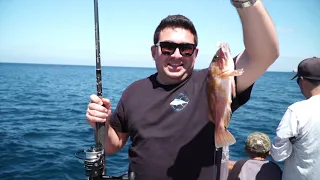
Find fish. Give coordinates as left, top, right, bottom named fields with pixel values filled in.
left=207, top=41, right=244, bottom=148
left=170, top=99, right=188, bottom=106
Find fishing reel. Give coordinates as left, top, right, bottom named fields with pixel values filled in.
left=75, top=145, right=106, bottom=179
left=84, top=146, right=105, bottom=178
left=75, top=146, right=135, bottom=180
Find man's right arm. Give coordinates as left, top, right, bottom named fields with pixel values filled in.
left=270, top=108, right=298, bottom=161
left=105, top=123, right=128, bottom=155
left=86, top=94, right=129, bottom=155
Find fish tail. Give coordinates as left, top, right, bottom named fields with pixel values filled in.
left=215, top=128, right=236, bottom=148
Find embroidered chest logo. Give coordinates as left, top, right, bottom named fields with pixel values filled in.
left=170, top=92, right=190, bottom=112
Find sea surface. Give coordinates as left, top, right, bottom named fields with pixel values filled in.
left=0, top=63, right=304, bottom=180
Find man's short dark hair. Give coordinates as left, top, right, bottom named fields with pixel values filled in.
left=153, top=14, right=198, bottom=46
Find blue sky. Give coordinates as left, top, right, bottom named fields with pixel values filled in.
left=0, top=0, right=319, bottom=72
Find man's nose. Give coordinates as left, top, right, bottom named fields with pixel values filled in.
left=171, top=48, right=182, bottom=58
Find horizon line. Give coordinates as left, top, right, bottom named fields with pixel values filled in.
left=0, top=61, right=295, bottom=73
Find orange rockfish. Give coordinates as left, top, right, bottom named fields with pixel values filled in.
left=207, top=41, right=244, bottom=148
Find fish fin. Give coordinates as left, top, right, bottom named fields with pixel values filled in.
left=215, top=128, right=236, bottom=148
left=229, top=69, right=244, bottom=97
left=233, top=68, right=244, bottom=76
left=231, top=78, right=236, bottom=98
left=224, top=105, right=232, bottom=128
left=220, top=69, right=244, bottom=78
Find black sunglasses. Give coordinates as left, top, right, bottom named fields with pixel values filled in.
left=155, top=41, right=196, bottom=57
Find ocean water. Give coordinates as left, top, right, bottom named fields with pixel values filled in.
left=0, top=63, right=304, bottom=180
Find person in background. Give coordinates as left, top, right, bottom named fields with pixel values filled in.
left=271, top=57, right=320, bottom=180
left=228, top=132, right=282, bottom=180
left=86, top=0, right=279, bottom=179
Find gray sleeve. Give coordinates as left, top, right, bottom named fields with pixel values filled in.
left=109, top=97, right=128, bottom=133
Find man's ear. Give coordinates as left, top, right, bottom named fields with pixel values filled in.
left=151, top=45, right=156, bottom=60
left=194, top=48, right=199, bottom=58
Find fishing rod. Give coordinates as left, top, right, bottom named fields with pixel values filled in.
left=75, top=0, right=134, bottom=179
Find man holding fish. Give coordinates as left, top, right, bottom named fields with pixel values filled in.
left=85, top=0, right=279, bottom=179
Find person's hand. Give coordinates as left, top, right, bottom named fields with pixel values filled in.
left=86, top=94, right=112, bottom=129
left=228, top=160, right=236, bottom=170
